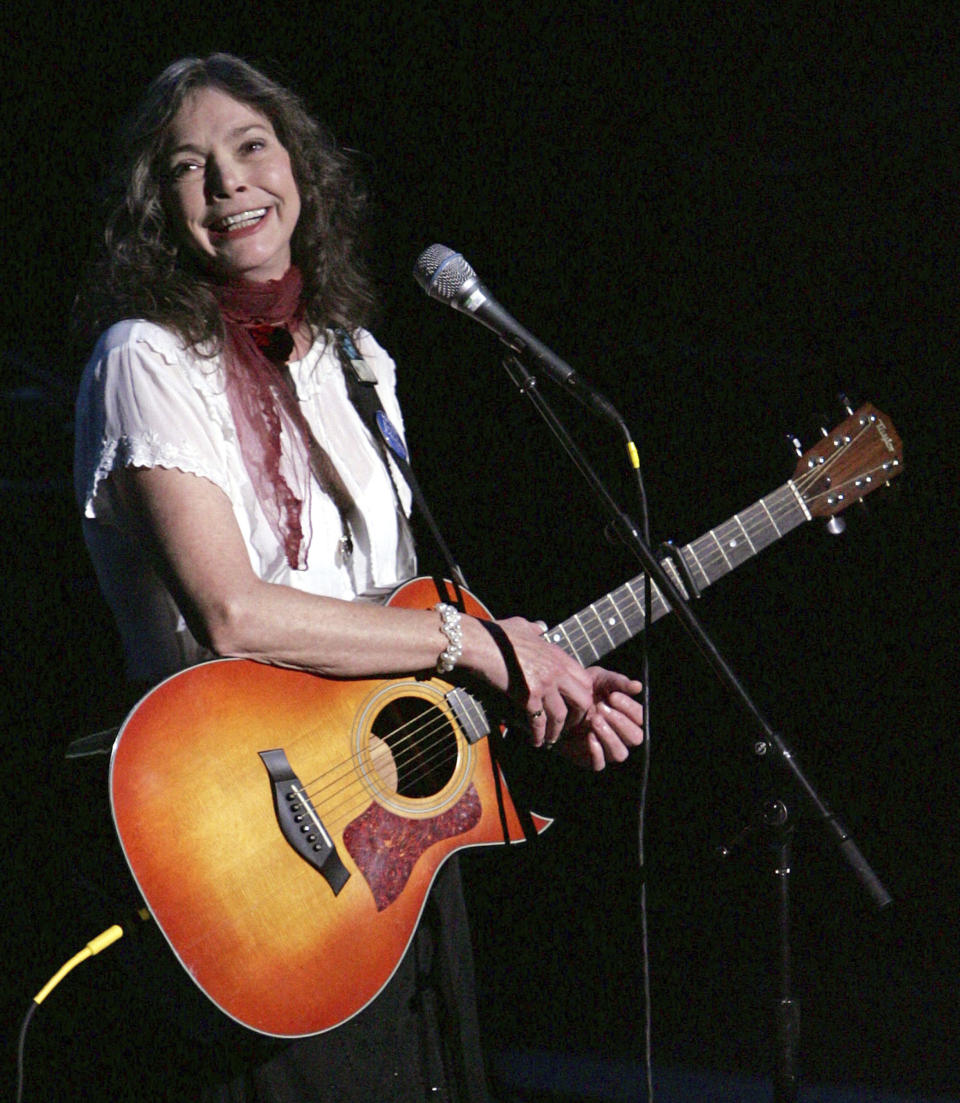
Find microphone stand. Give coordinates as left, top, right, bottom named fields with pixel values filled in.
left=720, top=798, right=801, bottom=1101
left=500, top=353, right=891, bottom=1100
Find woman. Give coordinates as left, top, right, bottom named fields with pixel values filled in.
left=73, top=54, right=643, bottom=1101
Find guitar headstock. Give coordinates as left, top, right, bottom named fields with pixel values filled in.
left=792, top=403, right=903, bottom=518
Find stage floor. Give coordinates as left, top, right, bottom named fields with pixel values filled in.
left=489, top=1050, right=960, bottom=1103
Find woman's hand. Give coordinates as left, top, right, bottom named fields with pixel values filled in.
left=459, top=615, right=643, bottom=770
left=556, top=667, right=644, bottom=771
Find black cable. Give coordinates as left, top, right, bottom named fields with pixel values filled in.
left=15, top=1002, right=38, bottom=1103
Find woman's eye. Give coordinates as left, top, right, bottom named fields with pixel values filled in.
left=170, top=161, right=200, bottom=180
left=242, top=139, right=266, bottom=154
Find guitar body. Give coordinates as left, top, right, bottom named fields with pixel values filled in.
left=110, top=578, right=548, bottom=1038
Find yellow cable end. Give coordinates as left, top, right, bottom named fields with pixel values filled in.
left=87, top=924, right=124, bottom=956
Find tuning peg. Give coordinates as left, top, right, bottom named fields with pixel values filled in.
left=825, top=515, right=846, bottom=536
left=787, top=433, right=804, bottom=458
left=838, top=392, right=858, bottom=415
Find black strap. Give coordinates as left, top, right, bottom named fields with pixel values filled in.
left=335, top=328, right=468, bottom=591
left=474, top=618, right=539, bottom=844
left=475, top=618, right=528, bottom=703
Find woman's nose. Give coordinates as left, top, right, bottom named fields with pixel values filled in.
left=204, top=157, right=246, bottom=199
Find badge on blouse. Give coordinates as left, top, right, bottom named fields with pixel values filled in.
left=375, top=410, right=408, bottom=462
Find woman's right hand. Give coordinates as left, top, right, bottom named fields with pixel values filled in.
left=459, top=613, right=644, bottom=768
left=460, top=614, right=597, bottom=745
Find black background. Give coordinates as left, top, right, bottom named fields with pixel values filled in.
left=3, top=3, right=957, bottom=1098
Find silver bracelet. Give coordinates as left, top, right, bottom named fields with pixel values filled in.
left=434, top=602, right=463, bottom=674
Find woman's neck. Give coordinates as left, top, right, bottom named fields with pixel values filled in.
left=288, top=320, right=315, bottom=362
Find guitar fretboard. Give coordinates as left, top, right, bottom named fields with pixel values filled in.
left=545, top=481, right=809, bottom=665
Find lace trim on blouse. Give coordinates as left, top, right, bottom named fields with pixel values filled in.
left=86, top=431, right=232, bottom=522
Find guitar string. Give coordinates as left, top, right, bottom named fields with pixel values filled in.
left=548, top=421, right=889, bottom=659
left=558, top=487, right=790, bottom=652
left=319, top=739, right=462, bottom=838
left=562, top=487, right=788, bottom=648
left=302, top=712, right=462, bottom=835
left=293, top=702, right=460, bottom=822
left=265, top=420, right=889, bottom=835
left=284, top=679, right=495, bottom=836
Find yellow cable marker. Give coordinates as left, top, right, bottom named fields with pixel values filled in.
left=626, top=440, right=640, bottom=469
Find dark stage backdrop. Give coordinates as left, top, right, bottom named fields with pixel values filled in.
left=3, top=4, right=957, bottom=1099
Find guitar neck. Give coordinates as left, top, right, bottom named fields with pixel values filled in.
left=544, top=480, right=810, bottom=665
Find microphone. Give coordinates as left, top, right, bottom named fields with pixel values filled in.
left=413, top=244, right=619, bottom=422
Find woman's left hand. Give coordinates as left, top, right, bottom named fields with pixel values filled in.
left=555, top=667, right=644, bottom=771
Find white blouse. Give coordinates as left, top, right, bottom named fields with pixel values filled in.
left=75, top=320, right=416, bottom=682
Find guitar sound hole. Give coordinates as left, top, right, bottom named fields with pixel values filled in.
left=370, top=696, right=458, bottom=799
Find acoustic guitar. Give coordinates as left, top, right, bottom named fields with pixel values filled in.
left=109, top=403, right=902, bottom=1036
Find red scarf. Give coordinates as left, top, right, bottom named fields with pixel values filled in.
left=213, top=267, right=315, bottom=569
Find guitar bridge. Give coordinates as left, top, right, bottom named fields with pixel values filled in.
left=259, top=748, right=350, bottom=895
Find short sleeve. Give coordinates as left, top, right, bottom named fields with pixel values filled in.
left=74, top=320, right=236, bottom=526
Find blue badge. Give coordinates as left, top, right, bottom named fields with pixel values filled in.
left=376, top=410, right=408, bottom=462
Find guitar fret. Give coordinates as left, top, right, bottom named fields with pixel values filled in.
left=572, top=612, right=600, bottom=664
left=681, top=542, right=710, bottom=591
left=759, top=496, right=784, bottom=537
left=738, top=500, right=779, bottom=552
left=709, top=529, right=734, bottom=570
left=593, top=593, right=629, bottom=651
left=712, top=519, right=755, bottom=569
left=660, top=557, right=690, bottom=601
left=567, top=619, right=589, bottom=657
left=734, top=514, right=757, bottom=554
left=582, top=603, right=614, bottom=654
left=691, top=531, right=731, bottom=585
left=761, top=487, right=807, bottom=544
left=648, top=580, right=671, bottom=622
left=622, top=579, right=648, bottom=630
left=787, top=478, right=812, bottom=521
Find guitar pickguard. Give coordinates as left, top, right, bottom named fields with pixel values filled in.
left=343, top=785, right=482, bottom=910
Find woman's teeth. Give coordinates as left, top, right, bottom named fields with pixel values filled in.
left=213, top=208, right=268, bottom=232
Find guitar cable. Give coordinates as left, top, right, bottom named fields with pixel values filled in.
left=622, top=423, right=656, bottom=1103
left=588, top=415, right=656, bottom=1100
left=15, top=917, right=145, bottom=1103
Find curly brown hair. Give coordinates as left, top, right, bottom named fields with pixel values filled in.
left=74, top=53, right=375, bottom=347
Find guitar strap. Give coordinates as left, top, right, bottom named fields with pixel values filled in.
left=334, top=328, right=469, bottom=594
left=337, top=331, right=538, bottom=844
left=474, top=619, right=540, bottom=845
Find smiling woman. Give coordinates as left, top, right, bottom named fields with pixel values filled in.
left=75, top=53, right=375, bottom=350
left=163, top=88, right=302, bottom=284
left=69, top=51, right=643, bottom=1103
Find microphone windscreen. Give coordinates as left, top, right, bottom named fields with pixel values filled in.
left=413, top=245, right=477, bottom=300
